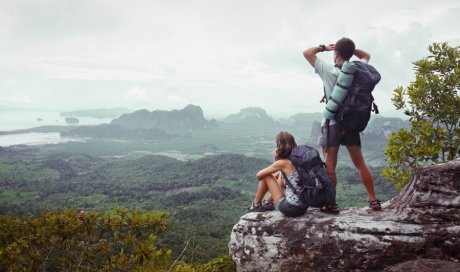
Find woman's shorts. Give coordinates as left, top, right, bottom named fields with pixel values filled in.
left=277, top=197, right=307, bottom=217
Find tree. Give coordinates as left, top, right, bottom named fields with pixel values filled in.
left=0, top=208, right=172, bottom=271
left=0, top=208, right=236, bottom=272
left=383, top=42, right=460, bottom=189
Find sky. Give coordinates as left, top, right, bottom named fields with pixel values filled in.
left=0, top=0, right=459, bottom=119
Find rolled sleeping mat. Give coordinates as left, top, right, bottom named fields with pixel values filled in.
left=323, top=61, right=357, bottom=120
left=323, top=84, right=350, bottom=120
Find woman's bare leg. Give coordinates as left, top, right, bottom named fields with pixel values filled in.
left=254, top=175, right=284, bottom=204
left=263, top=172, right=285, bottom=203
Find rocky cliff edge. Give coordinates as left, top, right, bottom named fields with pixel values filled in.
left=229, top=160, right=460, bottom=271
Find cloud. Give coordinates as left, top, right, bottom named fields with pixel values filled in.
left=0, top=0, right=458, bottom=117
left=30, top=62, right=161, bottom=81
left=167, top=95, right=188, bottom=104
left=0, top=94, right=33, bottom=104
left=120, top=86, right=191, bottom=110
left=124, top=86, right=150, bottom=101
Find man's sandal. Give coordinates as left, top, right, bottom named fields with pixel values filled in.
left=320, top=203, right=340, bottom=214
left=368, top=199, right=382, bottom=211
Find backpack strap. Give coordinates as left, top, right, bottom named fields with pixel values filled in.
left=324, top=119, right=331, bottom=153
left=282, top=170, right=308, bottom=195
left=336, top=82, right=350, bottom=91
left=328, top=96, right=344, bottom=108
left=282, top=171, right=299, bottom=194
left=371, top=94, right=379, bottom=114
left=320, top=86, right=327, bottom=103
left=372, top=102, right=379, bottom=114
left=282, top=170, right=308, bottom=207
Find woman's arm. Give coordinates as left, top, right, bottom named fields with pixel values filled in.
left=256, top=160, right=286, bottom=180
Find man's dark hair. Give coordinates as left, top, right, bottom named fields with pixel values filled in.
left=335, top=37, right=355, bottom=60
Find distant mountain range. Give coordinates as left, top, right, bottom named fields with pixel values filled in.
left=365, top=115, right=410, bottom=137
left=280, top=112, right=323, bottom=127
left=222, top=107, right=276, bottom=125
left=111, top=104, right=217, bottom=132
left=52, top=105, right=410, bottom=143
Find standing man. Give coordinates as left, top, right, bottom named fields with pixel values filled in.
left=303, top=37, right=381, bottom=212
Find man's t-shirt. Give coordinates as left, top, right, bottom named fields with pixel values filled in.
left=314, top=57, right=368, bottom=126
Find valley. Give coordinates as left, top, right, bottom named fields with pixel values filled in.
left=0, top=105, right=404, bottom=262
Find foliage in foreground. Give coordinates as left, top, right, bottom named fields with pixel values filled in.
left=0, top=147, right=397, bottom=264
left=384, top=42, right=460, bottom=189
left=0, top=208, right=235, bottom=272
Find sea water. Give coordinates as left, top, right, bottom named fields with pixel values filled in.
left=0, top=111, right=112, bottom=147
left=0, top=132, right=85, bottom=147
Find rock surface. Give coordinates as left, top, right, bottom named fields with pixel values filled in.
left=383, top=258, right=460, bottom=272
left=229, top=160, right=460, bottom=271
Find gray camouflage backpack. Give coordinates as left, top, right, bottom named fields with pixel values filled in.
left=334, top=61, right=381, bottom=132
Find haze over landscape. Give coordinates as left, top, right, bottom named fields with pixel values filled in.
left=0, top=1, right=459, bottom=270
left=0, top=0, right=459, bottom=118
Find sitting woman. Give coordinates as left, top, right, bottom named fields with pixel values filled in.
left=247, top=131, right=307, bottom=217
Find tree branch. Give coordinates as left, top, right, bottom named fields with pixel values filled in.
left=167, top=239, right=189, bottom=272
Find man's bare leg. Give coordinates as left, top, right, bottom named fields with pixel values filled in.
left=321, top=146, right=340, bottom=213
left=322, top=146, right=340, bottom=188
left=346, top=145, right=377, bottom=201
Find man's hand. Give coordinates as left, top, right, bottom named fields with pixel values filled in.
left=303, top=43, right=335, bottom=67
left=325, top=44, right=335, bottom=51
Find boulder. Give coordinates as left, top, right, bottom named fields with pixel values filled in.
left=229, top=160, right=460, bottom=271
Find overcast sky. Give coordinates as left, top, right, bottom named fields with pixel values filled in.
left=0, top=0, right=458, bottom=118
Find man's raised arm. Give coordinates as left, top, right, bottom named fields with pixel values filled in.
left=303, top=44, right=335, bottom=67
left=354, top=48, right=371, bottom=61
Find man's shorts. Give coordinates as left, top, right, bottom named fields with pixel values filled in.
left=318, top=124, right=361, bottom=148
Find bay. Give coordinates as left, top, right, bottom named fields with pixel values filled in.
left=0, top=132, right=85, bottom=147
left=0, top=110, right=112, bottom=147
